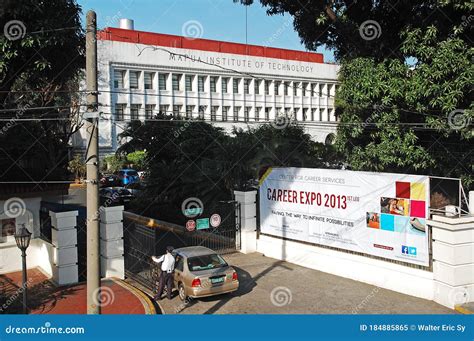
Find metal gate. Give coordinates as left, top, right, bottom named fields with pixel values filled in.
left=123, top=201, right=241, bottom=289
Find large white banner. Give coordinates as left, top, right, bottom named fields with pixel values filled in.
left=259, top=167, right=430, bottom=266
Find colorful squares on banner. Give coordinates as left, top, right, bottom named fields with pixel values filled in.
left=380, top=197, right=410, bottom=216
left=395, top=181, right=411, bottom=199
left=410, top=200, right=426, bottom=218
left=380, top=214, right=394, bottom=231
left=366, top=212, right=380, bottom=229
left=394, top=216, right=410, bottom=233
left=410, top=182, right=426, bottom=200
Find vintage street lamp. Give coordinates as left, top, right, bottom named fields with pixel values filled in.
left=14, top=224, right=32, bottom=314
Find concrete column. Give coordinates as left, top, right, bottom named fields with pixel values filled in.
left=234, top=190, right=257, bottom=254
left=429, top=214, right=474, bottom=309
left=50, top=210, right=79, bottom=285
left=469, top=191, right=474, bottom=214
left=100, top=206, right=124, bottom=279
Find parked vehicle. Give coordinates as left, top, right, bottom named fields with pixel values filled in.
left=124, top=182, right=144, bottom=196
left=99, top=187, right=134, bottom=206
left=116, top=169, right=139, bottom=185
left=99, top=173, right=120, bottom=187
left=172, top=246, right=239, bottom=301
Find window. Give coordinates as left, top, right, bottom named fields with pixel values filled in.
left=310, top=83, right=316, bottom=97
left=265, top=107, right=271, bottom=121
left=175, top=256, right=184, bottom=272
left=198, top=105, right=206, bottom=119
left=274, top=81, right=280, bottom=96
left=131, top=104, right=140, bottom=120
left=115, top=103, right=126, bottom=121
left=233, top=106, right=240, bottom=121
left=159, top=74, right=168, bottom=90
left=211, top=106, right=219, bottom=121
left=302, top=82, right=307, bottom=97
left=233, top=78, right=240, bottom=94
left=244, top=79, right=251, bottom=94
left=144, top=72, right=154, bottom=89
left=284, top=82, right=289, bottom=96
left=264, top=80, right=270, bottom=95
left=187, top=254, right=227, bottom=272
left=0, top=218, right=15, bottom=243
left=294, top=107, right=300, bottom=120
left=172, top=74, right=181, bottom=91
left=145, top=104, right=155, bottom=119
left=285, top=107, right=292, bottom=116
left=303, top=108, right=308, bottom=121
left=185, top=75, right=194, bottom=91
left=275, top=107, right=282, bottom=117
left=328, top=108, right=333, bottom=121
left=222, top=106, right=229, bottom=121
left=130, top=71, right=140, bottom=89
left=293, top=82, right=299, bottom=96
left=221, top=78, right=229, bottom=93
left=319, top=83, right=324, bottom=97
left=159, top=104, right=169, bottom=114
left=186, top=105, right=194, bottom=119
left=114, top=70, right=125, bottom=88
left=173, top=105, right=182, bottom=117
left=327, top=84, right=333, bottom=97
left=198, top=76, right=206, bottom=92
left=244, top=107, right=251, bottom=122
left=254, top=80, right=260, bottom=95
left=255, top=107, right=261, bottom=121
left=210, top=76, right=218, bottom=93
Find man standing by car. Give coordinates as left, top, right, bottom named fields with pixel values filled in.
left=151, top=246, right=175, bottom=300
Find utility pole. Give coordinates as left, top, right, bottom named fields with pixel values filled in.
left=85, top=10, right=100, bottom=315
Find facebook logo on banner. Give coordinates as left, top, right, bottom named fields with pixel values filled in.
left=402, top=245, right=417, bottom=256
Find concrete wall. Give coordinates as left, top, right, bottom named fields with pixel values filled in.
left=235, top=190, right=474, bottom=308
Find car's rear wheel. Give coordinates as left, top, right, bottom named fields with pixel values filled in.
left=178, top=283, right=187, bottom=301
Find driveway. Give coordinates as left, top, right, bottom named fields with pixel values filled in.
left=154, top=252, right=455, bottom=314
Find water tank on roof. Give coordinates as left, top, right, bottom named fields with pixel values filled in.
left=119, top=19, right=134, bottom=30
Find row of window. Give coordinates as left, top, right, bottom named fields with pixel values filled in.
left=113, top=69, right=336, bottom=96
left=114, top=103, right=335, bottom=122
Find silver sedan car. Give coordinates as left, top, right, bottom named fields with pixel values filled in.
left=172, top=246, right=239, bottom=301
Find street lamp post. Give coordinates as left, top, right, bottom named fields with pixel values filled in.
left=14, top=224, right=32, bottom=314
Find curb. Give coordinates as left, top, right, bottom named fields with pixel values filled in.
left=112, top=278, right=157, bottom=315
left=454, top=304, right=473, bottom=315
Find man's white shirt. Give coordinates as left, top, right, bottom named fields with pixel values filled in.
left=152, top=254, right=175, bottom=273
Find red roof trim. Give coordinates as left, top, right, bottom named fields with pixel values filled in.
left=98, top=27, right=324, bottom=64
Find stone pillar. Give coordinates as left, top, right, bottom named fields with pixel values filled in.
left=100, top=206, right=124, bottom=279
left=50, top=211, right=79, bottom=285
left=429, top=214, right=474, bottom=309
left=234, top=190, right=257, bottom=254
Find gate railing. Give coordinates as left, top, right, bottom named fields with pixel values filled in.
left=123, top=201, right=241, bottom=289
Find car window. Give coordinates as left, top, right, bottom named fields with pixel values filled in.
left=187, top=254, right=227, bottom=272
left=127, top=171, right=138, bottom=176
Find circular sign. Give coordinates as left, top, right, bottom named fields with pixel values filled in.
left=186, top=220, right=196, bottom=231
left=210, top=214, right=221, bottom=228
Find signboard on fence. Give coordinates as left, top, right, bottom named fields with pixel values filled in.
left=259, top=167, right=430, bottom=266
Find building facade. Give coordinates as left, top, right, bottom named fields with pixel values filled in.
left=75, top=21, right=340, bottom=155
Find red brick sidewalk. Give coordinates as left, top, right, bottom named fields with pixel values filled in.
left=0, top=268, right=156, bottom=314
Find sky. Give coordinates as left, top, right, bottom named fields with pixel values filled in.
left=76, top=0, right=334, bottom=62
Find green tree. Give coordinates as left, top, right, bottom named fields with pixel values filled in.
left=126, top=150, right=147, bottom=170
left=235, top=0, right=472, bottom=61
left=0, top=0, right=84, bottom=181
left=68, top=154, right=86, bottom=180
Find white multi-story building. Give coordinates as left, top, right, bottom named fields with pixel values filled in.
left=75, top=19, right=340, bottom=154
